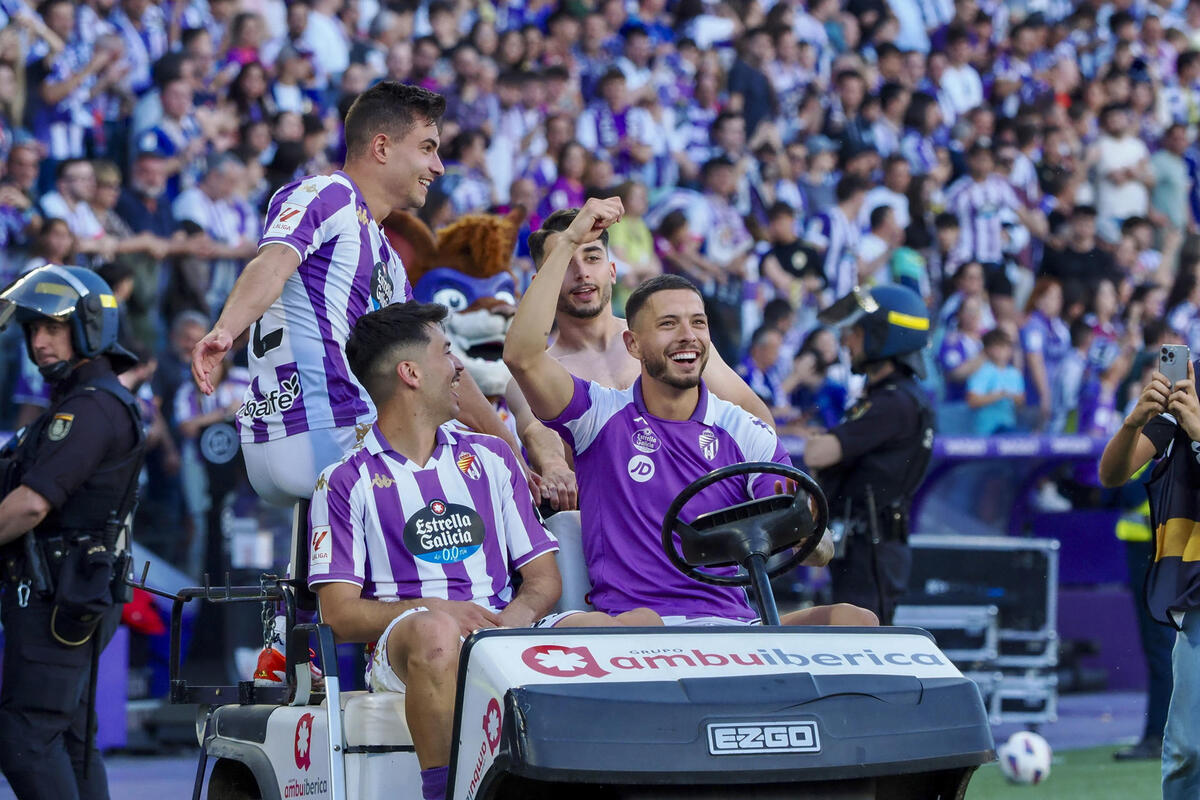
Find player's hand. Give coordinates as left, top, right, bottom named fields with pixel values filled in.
left=1168, top=361, right=1200, bottom=440
left=1127, top=371, right=1172, bottom=428
left=192, top=328, right=233, bottom=395
left=539, top=459, right=578, bottom=511
left=563, top=197, right=624, bottom=247
left=424, top=598, right=502, bottom=637
left=801, top=529, right=834, bottom=567
left=496, top=603, right=537, bottom=629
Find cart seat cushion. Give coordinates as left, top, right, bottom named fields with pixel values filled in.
left=331, top=691, right=413, bottom=748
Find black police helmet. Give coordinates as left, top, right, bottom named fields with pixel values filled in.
left=0, top=265, right=138, bottom=377
left=818, top=284, right=930, bottom=377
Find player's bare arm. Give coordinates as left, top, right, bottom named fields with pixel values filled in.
left=703, top=346, right=775, bottom=427
left=192, top=242, right=301, bottom=393
left=496, top=553, right=562, bottom=628
left=317, top=582, right=501, bottom=642
left=506, top=379, right=578, bottom=510
left=504, top=197, right=625, bottom=421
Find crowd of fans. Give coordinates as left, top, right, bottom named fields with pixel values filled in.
left=1, top=0, right=1199, bottom=559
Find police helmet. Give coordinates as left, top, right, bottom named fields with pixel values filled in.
left=818, top=284, right=930, bottom=377
left=0, top=265, right=138, bottom=377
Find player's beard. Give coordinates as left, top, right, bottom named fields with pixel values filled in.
left=643, top=346, right=709, bottom=390
left=557, top=282, right=611, bottom=319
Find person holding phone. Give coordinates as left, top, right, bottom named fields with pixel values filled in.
left=1099, top=347, right=1200, bottom=799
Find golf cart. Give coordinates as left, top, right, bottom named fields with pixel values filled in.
left=158, top=462, right=994, bottom=799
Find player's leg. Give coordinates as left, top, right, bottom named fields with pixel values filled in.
left=780, top=604, right=879, bottom=627
left=550, top=608, right=664, bottom=627
left=243, top=425, right=362, bottom=505
left=379, top=610, right=462, bottom=769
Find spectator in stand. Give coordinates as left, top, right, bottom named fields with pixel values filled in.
left=858, top=205, right=903, bottom=288
left=1151, top=123, right=1191, bottom=236
left=967, top=327, right=1026, bottom=436
left=1092, top=103, right=1155, bottom=241
left=939, top=260, right=997, bottom=332
left=576, top=68, right=654, bottom=183
left=938, top=294, right=987, bottom=434
left=172, top=152, right=260, bottom=317
left=607, top=179, right=661, bottom=312
left=798, top=134, right=840, bottom=216
left=806, top=174, right=867, bottom=300
left=1021, top=278, right=1072, bottom=432
left=900, top=92, right=945, bottom=177
left=137, top=73, right=206, bottom=200
left=37, top=158, right=116, bottom=266
left=533, top=141, right=587, bottom=230
left=1041, top=205, right=1124, bottom=293
left=781, top=327, right=850, bottom=432
left=696, top=156, right=755, bottom=362
left=441, top=128, right=495, bottom=216
left=737, top=325, right=787, bottom=410
left=727, top=27, right=778, bottom=137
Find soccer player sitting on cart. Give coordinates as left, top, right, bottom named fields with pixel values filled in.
left=308, top=302, right=659, bottom=800
left=504, top=198, right=878, bottom=627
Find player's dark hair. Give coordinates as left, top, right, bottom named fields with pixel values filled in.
left=347, top=302, right=449, bottom=402
left=343, top=81, right=446, bottom=159
left=528, top=208, right=610, bottom=267
left=624, top=274, right=704, bottom=328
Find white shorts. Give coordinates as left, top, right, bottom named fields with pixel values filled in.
left=659, top=615, right=760, bottom=626
left=243, top=425, right=362, bottom=506
left=367, top=607, right=586, bottom=693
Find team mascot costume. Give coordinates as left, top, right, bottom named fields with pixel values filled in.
left=382, top=208, right=525, bottom=433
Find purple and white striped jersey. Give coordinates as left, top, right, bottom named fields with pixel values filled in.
left=544, top=376, right=792, bottom=621
left=945, top=174, right=1020, bottom=266
left=307, top=423, right=557, bottom=610
left=237, top=171, right=413, bottom=444
left=805, top=207, right=859, bottom=298
left=175, top=366, right=252, bottom=432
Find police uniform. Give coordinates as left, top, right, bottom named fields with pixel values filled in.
left=0, top=267, right=145, bottom=800
left=813, top=285, right=935, bottom=625
left=820, top=370, right=933, bottom=624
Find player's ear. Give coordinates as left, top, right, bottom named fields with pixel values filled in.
left=622, top=328, right=639, bottom=359
left=395, top=358, right=421, bottom=390
left=371, top=132, right=389, bottom=164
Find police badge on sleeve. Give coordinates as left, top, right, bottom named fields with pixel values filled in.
left=47, top=413, right=74, bottom=441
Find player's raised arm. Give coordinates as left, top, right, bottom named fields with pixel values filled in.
left=191, top=242, right=301, bottom=393
left=504, top=197, right=625, bottom=420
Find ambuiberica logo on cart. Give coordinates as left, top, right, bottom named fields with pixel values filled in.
left=511, top=632, right=960, bottom=681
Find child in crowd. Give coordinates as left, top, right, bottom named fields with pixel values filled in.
left=966, top=328, right=1025, bottom=436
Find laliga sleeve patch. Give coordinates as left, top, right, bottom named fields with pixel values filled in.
left=310, top=525, right=332, bottom=571
left=47, top=413, right=75, bottom=442
left=403, top=501, right=486, bottom=563
left=266, top=202, right=307, bottom=237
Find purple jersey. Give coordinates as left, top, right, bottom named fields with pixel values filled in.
left=237, top=172, right=413, bottom=444
left=545, top=376, right=792, bottom=621
left=1020, top=310, right=1070, bottom=407
left=308, top=424, right=557, bottom=610
left=937, top=331, right=983, bottom=403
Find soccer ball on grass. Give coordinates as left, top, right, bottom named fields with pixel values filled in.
left=998, top=731, right=1052, bottom=785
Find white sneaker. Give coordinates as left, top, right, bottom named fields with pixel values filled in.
left=1033, top=482, right=1072, bottom=513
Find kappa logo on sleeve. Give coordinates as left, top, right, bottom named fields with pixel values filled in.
left=311, top=526, right=332, bottom=567
left=266, top=202, right=307, bottom=236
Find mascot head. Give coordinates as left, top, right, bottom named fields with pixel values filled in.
left=383, top=208, right=526, bottom=398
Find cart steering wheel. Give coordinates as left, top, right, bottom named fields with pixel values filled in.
left=660, top=462, right=829, bottom=588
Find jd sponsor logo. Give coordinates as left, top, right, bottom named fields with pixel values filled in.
left=403, top=500, right=485, bottom=563
left=627, top=454, right=655, bottom=483
left=707, top=721, right=821, bottom=755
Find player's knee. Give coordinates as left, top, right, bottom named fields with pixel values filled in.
left=830, top=603, right=879, bottom=627
left=617, top=607, right=664, bottom=626
left=398, top=611, right=461, bottom=678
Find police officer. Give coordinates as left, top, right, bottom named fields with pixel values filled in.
left=0, top=265, right=145, bottom=800
left=801, top=285, right=935, bottom=624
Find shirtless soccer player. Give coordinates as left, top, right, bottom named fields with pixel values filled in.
left=505, top=197, right=877, bottom=627
left=508, top=208, right=773, bottom=511
left=191, top=81, right=524, bottom=506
